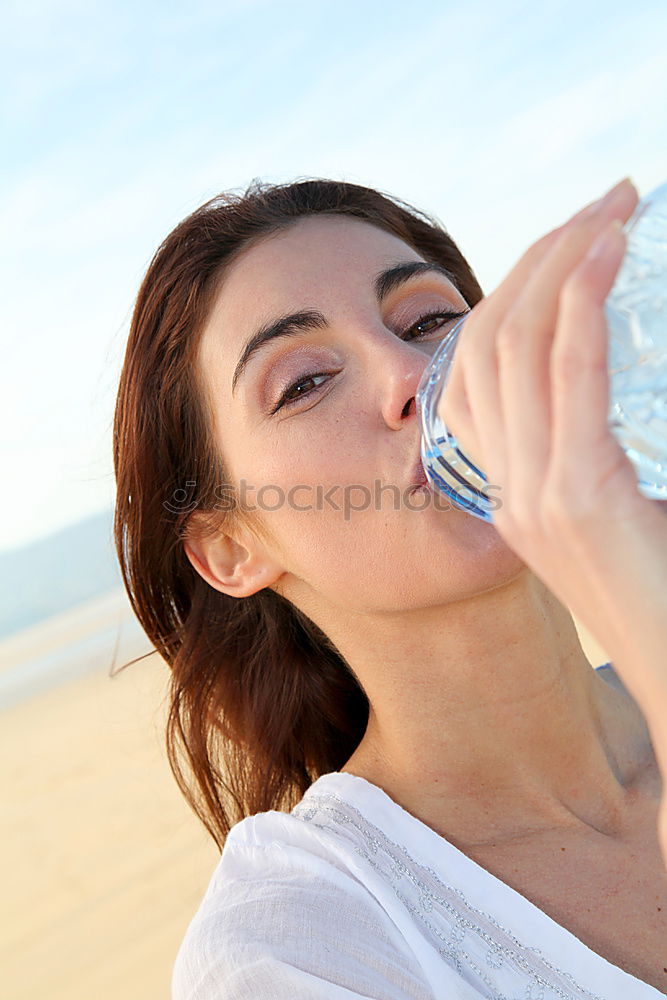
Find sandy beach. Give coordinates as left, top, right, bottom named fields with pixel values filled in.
left=1, top=588, right=219, bottom=1000
left=1, top=587, right=610, bottom=1000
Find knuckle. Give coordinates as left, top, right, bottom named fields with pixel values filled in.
left=550, top=346, right=582, bottom=383
left=540, top=490, right=570, bottom=529
left=569, top=208, right=605, bottom=238
left=541, top=475, right=594, bottom=533
left=554, top=218, right=602, bottom=271
left=439, top=380, right=469, bottom=426
left=560, top=268, right=589, bottom=303
left=533, top=227, right=563, bottom=257
left=518, top=229, right=561, bottom=271
left=551, top=330, right=607, bottom=382
left=496, top=316, right=525, bottom=360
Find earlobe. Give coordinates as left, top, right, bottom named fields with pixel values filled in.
left=183, top=532, right=284, bottom=599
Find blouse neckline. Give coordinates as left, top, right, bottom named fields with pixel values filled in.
left=301, top=663, right=663, bottom=997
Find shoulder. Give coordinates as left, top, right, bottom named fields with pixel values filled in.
left=171, top=809, right=434, bottom=1000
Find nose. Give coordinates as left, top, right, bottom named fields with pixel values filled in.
left=378, top=340, right=430, bottom=431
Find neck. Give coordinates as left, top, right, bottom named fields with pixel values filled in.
left=324, top=572, right=652, bottom=846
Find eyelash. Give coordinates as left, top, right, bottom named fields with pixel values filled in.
left=270, top=307, right=470, bottom=414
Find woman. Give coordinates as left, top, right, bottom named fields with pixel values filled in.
left=113, top=176, right=667, bottom=998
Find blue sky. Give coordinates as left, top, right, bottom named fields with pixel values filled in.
left=2, top=0, right=666, bottom=551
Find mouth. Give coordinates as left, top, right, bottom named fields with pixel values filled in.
left=409, top=453, right=431, bottom=492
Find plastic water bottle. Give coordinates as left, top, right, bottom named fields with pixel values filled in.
left=416, top=181, right=667, bottom=523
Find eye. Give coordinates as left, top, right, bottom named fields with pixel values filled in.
left=270, top=307, right=470, bottom=414
left=270, top=373, right=332, bottom=414
left=401, top=307, right=470, bottom=342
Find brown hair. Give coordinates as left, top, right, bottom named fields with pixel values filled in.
left=112, top=177, right=484, bottom=851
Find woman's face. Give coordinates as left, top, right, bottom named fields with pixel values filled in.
left=196, top=214, right=524, bottom=617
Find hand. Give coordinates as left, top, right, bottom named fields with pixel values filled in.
left=440, top=177, right=641, bottom=532
left=439, top=176, right=667, bottom=742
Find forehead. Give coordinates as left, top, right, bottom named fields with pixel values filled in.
left=200, top=214, right=428, bottom=359
left=216, top=213, right=426, bottom=308
left=197, top=214, right=457, bottom=403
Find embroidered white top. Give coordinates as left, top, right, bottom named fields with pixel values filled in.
left=171, top=664, right=666, bottom=999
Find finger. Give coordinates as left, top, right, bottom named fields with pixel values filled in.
left=443, top=179, right=633, bottom=426
left=491, top=181, right=639, bottom=511
left=441, top=179, right=637, bottom=490
left=547, top=219, right=634, bottom=518
left=472, top=178, right=635, bottom=336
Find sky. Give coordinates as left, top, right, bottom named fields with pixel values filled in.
left=1, top=0, right=666, bottom=552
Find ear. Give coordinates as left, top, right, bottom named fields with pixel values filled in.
left=183, top=523, right=285, bottom=599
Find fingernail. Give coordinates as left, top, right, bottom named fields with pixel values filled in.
left=569, top=178, right=635, bottom=226
left=592, top=177, right=634, bottom=214
left=586, top=218, right=625, bottom=260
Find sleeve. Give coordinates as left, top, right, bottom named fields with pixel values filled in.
left=171, top=840, right=436, bottom=1000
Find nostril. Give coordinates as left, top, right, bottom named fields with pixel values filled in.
left=401, top=397, right=415, bottom=418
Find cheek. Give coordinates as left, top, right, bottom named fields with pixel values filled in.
left=221, top=422, right=524, bottom=609
left=257, top=498, right=525, bottom=613
left=226, top=428, right=370, bottom=526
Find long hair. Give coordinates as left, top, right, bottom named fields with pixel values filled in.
left=112, top=176, right=485, bottom=851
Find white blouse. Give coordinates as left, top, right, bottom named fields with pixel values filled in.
left=171, top=664, right=666, bottom=999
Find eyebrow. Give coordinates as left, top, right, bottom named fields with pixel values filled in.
left=230, top=260, right=456, bottom=395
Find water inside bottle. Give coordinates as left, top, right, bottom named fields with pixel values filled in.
left=606, top=182, right=667, bottom=500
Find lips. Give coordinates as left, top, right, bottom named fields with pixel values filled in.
left=409, top=453, right=430, bottom=491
